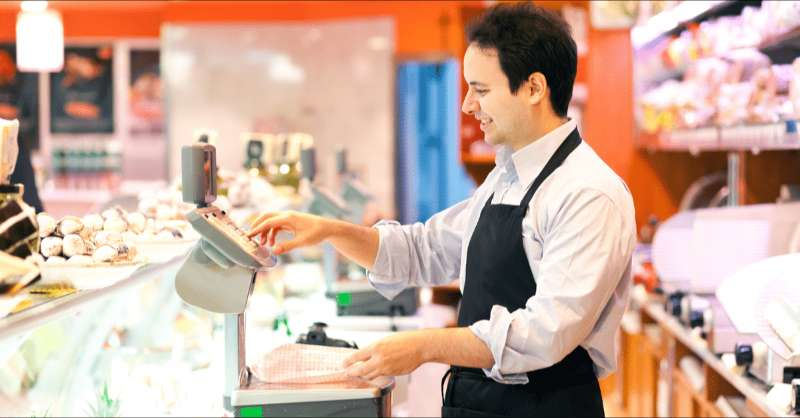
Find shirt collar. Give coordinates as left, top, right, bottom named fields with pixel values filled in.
left=494, top=119, right=578, bottom=188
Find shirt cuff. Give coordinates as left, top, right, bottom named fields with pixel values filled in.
left=469, top=305, right=530, bottom=385
left=366, top=219, right=407, bottom=300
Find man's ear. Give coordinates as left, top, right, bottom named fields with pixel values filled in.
left=528, top=72, right=547, bottom=105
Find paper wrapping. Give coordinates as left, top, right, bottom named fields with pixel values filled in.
left=251, top=343, right=357, bottom=384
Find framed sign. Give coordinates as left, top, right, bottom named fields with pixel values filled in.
left=0, top=44, right=39, bottom=148
left=129, top=49, right=163, bottom=136
left=50, top=45, right=114, bottom=134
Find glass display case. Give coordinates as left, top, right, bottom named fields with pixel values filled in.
left=0, top=258, right=227, bottom=416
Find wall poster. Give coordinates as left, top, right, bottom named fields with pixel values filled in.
left=129, top=49, right=163, bottom=136
left=50, top=45, right=114, bottom=134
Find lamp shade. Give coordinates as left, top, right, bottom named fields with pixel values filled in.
left=16, top=9, right=64, bottom=72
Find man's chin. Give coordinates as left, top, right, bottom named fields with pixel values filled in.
left=483, top=136, right=500, bottom=147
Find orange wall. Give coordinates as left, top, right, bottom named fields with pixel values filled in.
left=0, top=1, right=471, bottom=57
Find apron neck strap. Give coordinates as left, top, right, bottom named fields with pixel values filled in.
left=519, top=128, right=582, bottom=210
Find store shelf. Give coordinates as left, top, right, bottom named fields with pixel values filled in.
left=0, top=257, right=185, bottom=344
left=641, top=301, right=786, bottom=418
left=639, top=122, right=800, bottom=153
left=632, top=0, right=760, bottom=50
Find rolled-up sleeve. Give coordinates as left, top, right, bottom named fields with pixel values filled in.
left=367, top=199, right=471, bottom=300
left=469, top=188, right=635, bottom=384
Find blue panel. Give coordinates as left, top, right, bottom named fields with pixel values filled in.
left=395, top=60, right=474, bottom=224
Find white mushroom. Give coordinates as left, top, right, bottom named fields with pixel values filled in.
left=36, top=213, right=57, bottom=237
left=40, top=236, right=63, bottom=257
left=103, top=217, right=128, bottom=233
left=101, top=207, right=126, bottom=220
left=138, top=230, right=156, bottom=240
left=25, top=253, right=44, bottom=265
left=82, top=214, right=105, bottom=232
left=93, top=231, right=123, bottom=247
left=66, top=255, right=93, bottom=265
left=121, top=231, right=138, bottom=245
left=45, top=256, right=66, bottom=264
left=57, top=216, right=84, bottom=235
left=114, top=243, right=138, bottom=261
left=155, top=204, right=175, bottom=220
left=156, top=230, right=177, bottom=241
left=92, top=245, right=118, bottom=263
left=126, top=212, right=147, bottom=234
left=62, top=234, right=87, bottom=257
left=137, top=197, right=159, bottom=218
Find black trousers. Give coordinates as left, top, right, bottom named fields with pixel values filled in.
left=441, top=367, right=605, bottom=417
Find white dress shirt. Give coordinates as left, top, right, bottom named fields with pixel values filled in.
left=368, top=119, right=636, bottom=384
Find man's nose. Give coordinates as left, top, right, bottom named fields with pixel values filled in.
left=461, top=93, right=478, bottom=115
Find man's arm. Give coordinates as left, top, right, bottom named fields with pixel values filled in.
left=342, top=328, right=493, bottom=380
left=248, top=198, right=472, bottom=290
left=247, top=212, right=379, bottom=269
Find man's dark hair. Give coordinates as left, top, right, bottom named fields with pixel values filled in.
left=467, top=2, right=577, bottom=117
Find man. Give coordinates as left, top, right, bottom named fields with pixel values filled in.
left=248, top=3, right=635, bottom=416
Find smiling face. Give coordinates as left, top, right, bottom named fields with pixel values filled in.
left=462, top=43, right=551, bottom=151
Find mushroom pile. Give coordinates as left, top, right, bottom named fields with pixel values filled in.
left=36, top=207, right=145, bottom=265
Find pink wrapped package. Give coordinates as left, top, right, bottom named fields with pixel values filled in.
left=252, top=343, right=358, bottom=384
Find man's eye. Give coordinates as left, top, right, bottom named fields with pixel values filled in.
left=475, top=89, right=488, bottom=96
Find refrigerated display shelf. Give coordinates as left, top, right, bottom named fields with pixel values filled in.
left=639, top=122, right=800, bottom=153
left=633, top=0, right=760, bottom=50
left=0, top=257, right=185, bottom=344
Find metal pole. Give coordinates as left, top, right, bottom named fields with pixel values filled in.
left=726, top=151, right=746, bottom=206
left=223, top=312, right=246, bottom=412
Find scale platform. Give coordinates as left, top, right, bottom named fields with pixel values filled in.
left=233, top=377, right=394, bottom=417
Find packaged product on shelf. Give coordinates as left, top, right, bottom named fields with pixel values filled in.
left=761, top=0, right=800, bottom=40
left=747, top=65, right=794, bottom=124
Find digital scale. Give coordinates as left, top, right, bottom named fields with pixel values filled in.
left=174, top=143, right=393, bottom=417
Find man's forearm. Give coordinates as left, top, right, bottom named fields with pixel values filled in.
left=419, top=327, right=494, bottom=369
left=325, top=219, right=380, bottom=270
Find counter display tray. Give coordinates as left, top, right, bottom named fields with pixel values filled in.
left=40, top=260, right=147, bottom=290
left=133, top=237, right=198, bottom=264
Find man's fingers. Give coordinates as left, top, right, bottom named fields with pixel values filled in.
left=248, top=215, right=291, bottom=238
left=343, top=348, right=372, bottom=368
left=273, top=236, right=308, bottom=255
left=345, top=357, right=379, bottom=379
left=249, top=212, right=278, bottom=230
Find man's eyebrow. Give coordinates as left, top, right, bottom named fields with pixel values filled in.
left=468, top=81, right=488, bottom=87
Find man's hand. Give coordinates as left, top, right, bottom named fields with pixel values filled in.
left=342, top=328, right=495, bottom=380
left=342, top=331, right=428, bottom=380
left=247, top=211, right=331, bottom=255
left=246, top=210, right=380, bottom=269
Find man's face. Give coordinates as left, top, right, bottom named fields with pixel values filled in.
left=462, top=44, right=531, bottom=148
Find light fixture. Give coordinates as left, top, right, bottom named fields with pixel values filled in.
left=16, top=1, right=64, bottom=72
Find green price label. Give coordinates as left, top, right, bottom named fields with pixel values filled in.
left=337, top=292, right=353, bottom=307
left=239, top=405, right=263, bottom=417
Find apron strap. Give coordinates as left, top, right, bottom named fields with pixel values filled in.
left=441, top=368, right=453, bottom=406
left=519, top=128, right=582, bottom=211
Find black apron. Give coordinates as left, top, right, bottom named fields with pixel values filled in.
left=441, top=129, right=605, bottom=417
